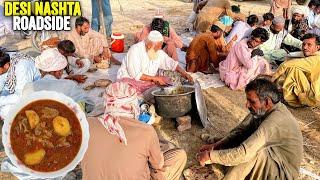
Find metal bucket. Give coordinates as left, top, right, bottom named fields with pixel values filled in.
left=151, top=86, right=195, bottom=118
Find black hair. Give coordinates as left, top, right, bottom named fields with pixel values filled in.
left=231, top=5, right=240, bottom=13
left=151, top=18, right=165, bottom=35
left=251, top=27, right=269, bottom=42
left=0, top=48, right=10, bottom=67
left=247, top=15, right=259, bottom=26
left=308, top=0, right=319, bottom=7
left=210, top=25, right=222, bottom=32
left=75, top=16, right=90, bottom=27
left=296, top=0, right=308, bottom=5
left=302, top=33, right=320, bottom=45
left=245, top=78, right=281, bottom=104
left=58, top=40, right=76, bottom=54
left=263, top=13, right=274, bottom=21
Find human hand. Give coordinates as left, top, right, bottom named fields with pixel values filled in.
left=94, top=55, right=102, bottom=63
left=232, top=35, right=238, bottom=42
left=196, top=151, right=212, bottom=167
left=102, top=48, right=111, bottom=60
left=76, top=59, right=84, bottom=68
left=251, top=49, right=264, bottom=58
left=72, top=75, right=87, bottom=83
left=199, top=144, right=215, bottom=152
left=184, top=73, right=194, bottom=84
left=153, top=76, right=172, bottom=86
left=181, top=46, right=188, bottom=52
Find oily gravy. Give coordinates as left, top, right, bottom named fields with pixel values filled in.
left=10, top=100, right=82, bottom=172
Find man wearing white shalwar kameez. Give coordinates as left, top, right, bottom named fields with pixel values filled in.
left=260, top=16, right=302, bottom=62
left=117, top=31, right=193, bottom=94
left=23, top=48, right=94, bottom=113
left=0, top=50, right=40, bottom=120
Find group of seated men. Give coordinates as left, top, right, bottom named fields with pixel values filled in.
left=182, top=0, right=320, bottom=108
left=0, top=0, right=319, bottom=178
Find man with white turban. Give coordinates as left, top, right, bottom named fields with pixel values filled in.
left=117, top=30, right=193, bottom=94
left=259, top=16, right=303, bottom=63
left=288, top=5, right=310, bottom=39
left=0, top=49, right=40, bottom=120
left=82, top=82, right=187, bottom=180
left=23, top=48, right=94, bottom=113
left=282, top=5, right=310, bottom=52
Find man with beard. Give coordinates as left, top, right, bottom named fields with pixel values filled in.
left=288, top=6, right=309, bottom=39
left=283, top=6, right=310, bottom=52
left=65, top=17, right=112, bottom=64
left=197, top=78, right=303, bottom=179
left=117, top=31, right=193, bottom=94
left=273, top=33, right=320, bottom=107
left=260, top=16, right=302, bottom=63
left=219, top=28, right=272, bottom=90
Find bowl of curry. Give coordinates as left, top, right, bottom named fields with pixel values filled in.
left=2, top=91, right=89, bottom=178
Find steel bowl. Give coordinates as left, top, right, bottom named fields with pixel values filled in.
left=151, top=86, right=195, bottom=118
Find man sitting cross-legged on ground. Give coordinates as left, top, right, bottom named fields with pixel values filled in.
left=219, top=27, right=272, bottom=90
left=197, top=78, right=303, bottom=179
left=272, top=33, right=320, bottom=107
left=82, top=82, right=187, bottom=180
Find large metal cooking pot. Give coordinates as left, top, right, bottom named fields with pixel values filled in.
left=151, top=86, right=195, bottom=118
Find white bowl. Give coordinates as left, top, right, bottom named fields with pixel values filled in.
left=2, top=91, right=90, bottom=179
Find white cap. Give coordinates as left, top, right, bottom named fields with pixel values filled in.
left=291, top=5, right=309, bottom=17
left=147, top=30, right=164, bottom=42
left=35, top=48, right=67, bottom=72
left=272, top=16, right=285, bottom=25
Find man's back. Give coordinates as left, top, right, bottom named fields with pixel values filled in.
left=23, top=75, right=90, bottom=105
left=82, top=117, right=163, bottom=180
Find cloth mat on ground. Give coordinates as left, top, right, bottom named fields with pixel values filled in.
left=190, top=72, right=225, bottom=89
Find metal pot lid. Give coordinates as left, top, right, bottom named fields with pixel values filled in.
left=194, top=80, right=211, bottom=128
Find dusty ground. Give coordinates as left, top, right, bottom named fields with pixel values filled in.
left=1, top=0, right=320, bottom=179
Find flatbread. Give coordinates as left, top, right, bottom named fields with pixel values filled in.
left=83, top=84, right=96, bottom=91
left=94, top=79, right=112, bottom=87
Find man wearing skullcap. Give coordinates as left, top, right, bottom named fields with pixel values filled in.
left=0, top=49, right=40, bottom=120
left=134, top=11, right=184, bottom=61
left=23, top=48, right=94, bottom=113
left=82, top=82, right=187, bottom=180
left=259, top=16, right=302, bottom=63
left=117, top=31, right=193, bottom=94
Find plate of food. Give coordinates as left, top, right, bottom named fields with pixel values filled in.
left=2, top=91, right=89, bottom=179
